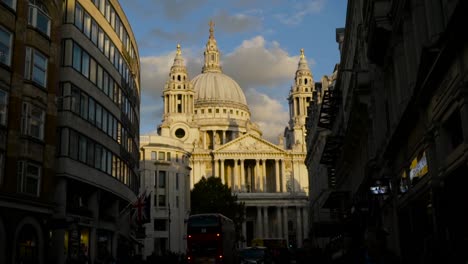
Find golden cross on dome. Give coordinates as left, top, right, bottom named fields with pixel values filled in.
left=300, top=48, right=305, bottom=58
left=176, top=43, right=181, bottom=55
left=209, top=20, right=215, bottom=39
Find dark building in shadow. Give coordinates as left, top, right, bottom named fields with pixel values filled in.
left=306, top=0, right=468, bottom=262
left=0, top=0, right=141, bottom=263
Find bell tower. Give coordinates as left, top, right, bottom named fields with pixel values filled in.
left=285, top=49, right=314, bottom=149
left=159, top=44, right=195, bottom=139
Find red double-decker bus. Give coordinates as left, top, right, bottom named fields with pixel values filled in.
left=187, top=213, right=236, bottom=264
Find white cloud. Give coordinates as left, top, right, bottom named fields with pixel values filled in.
left=140, top=53, right=175, bottom=99
left=223, top=35, right=307, bottom=90
left=246, top=89, right=289, bottom=142
left=276, top=0, right=327, bottom=25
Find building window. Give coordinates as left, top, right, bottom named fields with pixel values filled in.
left=21, top=102, right=45, bottom=140
left=158, top=151, right=165, bottom=161
left=1, top=0, right=17, bottom=10
left=158, top=195, right=166, bottom=207
left=17, top=161, right=41, bottom=196
left=151, top=151, right=156, bottom=160
left=158, top=171, right=166, bottom=188
left=154, top=219, right=166, bottom=231
left=0, top=26, right=13, bottom=66
left=78, top=135, right=87, bottom=162
left=74, top=3, right=83, bottom=30
left=166, top=152, right=171, bottom=161
left=25, top=47, right=48, bottom=87
left=83, top=13, right=91, bottom=38
left=28, top=0, right=51, bottom=36
left=88, top=97, right=95, bottom=124
left=175, top=173, right=179, bottom=190
left=80, top=93, right=88, bottom=119
left=0, top=90, right=8, bottom=126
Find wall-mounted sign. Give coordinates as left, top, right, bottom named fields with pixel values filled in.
left=409, top=152, right=428, bottom=180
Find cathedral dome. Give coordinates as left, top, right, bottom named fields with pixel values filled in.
left=191, top=72, right=247, bottom=106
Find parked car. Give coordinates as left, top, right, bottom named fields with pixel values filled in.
left=238, top=247, right=273, bottom=264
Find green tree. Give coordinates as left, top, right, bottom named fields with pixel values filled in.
left=190, top=176, right=245, bottom=243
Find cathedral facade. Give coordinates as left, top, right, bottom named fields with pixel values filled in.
left=141, top=23, right=316, bottom=252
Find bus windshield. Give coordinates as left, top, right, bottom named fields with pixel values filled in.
left=188, top=215, right=220, bottom=227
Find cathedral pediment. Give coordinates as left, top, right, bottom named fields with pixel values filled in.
left=215, top=133, right=285, bottom=154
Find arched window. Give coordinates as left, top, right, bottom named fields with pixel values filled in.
left=177, top=75, right=181, bottom=81
left=304, top=78, right=308, bottom=85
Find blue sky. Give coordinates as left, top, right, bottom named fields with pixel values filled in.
left=119, top=0, right=347, bottom=142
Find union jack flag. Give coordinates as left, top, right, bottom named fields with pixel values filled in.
left=132, top=191, right=151, bottom=225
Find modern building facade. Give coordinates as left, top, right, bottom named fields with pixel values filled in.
left=0, top=0, right=140, bottom=263
left=305, top=0, right=468, bottom=262
left=142, top=23, right=312, bottom=252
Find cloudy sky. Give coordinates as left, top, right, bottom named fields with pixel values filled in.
left=120, top=0, right=347, bottom=142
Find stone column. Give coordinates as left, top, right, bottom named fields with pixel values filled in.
left=214, top=159, right=218, bottom=178
left=220, top=159, right=225, bottom=185
left=276, top=206, right=282, bottom=238
left=255, top=159, right=260, bottom=192
left=296, top=206, right=302, bottom=248
left=168, top=95, right=171, bottom=112
left=282, top=206, right=288, bottom=244
left=222, top=131, right=226, bottom=144
left=281, top=160, right=287, bottom=192
left=302, top=206, right=309, bottom=240
left=203, top=131, right=207, bottom=149
left=172, top=95, right=176, bottom=112
left=240, top=159, right=246, bottom=192
left=256, top=206, right=262, bottom=238
left=212, top=130, right=217, bottom=148
left=234, top=159, right=239, bottom=191
left=275, top=159, right=280, bottom=192
left=263, top=206, right=269, bottom=238
left=262, top=159, right=267, bottom=192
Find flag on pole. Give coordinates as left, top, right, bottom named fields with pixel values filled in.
left=132, top=191, right=151, bottom=225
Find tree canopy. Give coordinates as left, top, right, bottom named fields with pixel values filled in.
left=190, top=176, right=245, bottom=242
